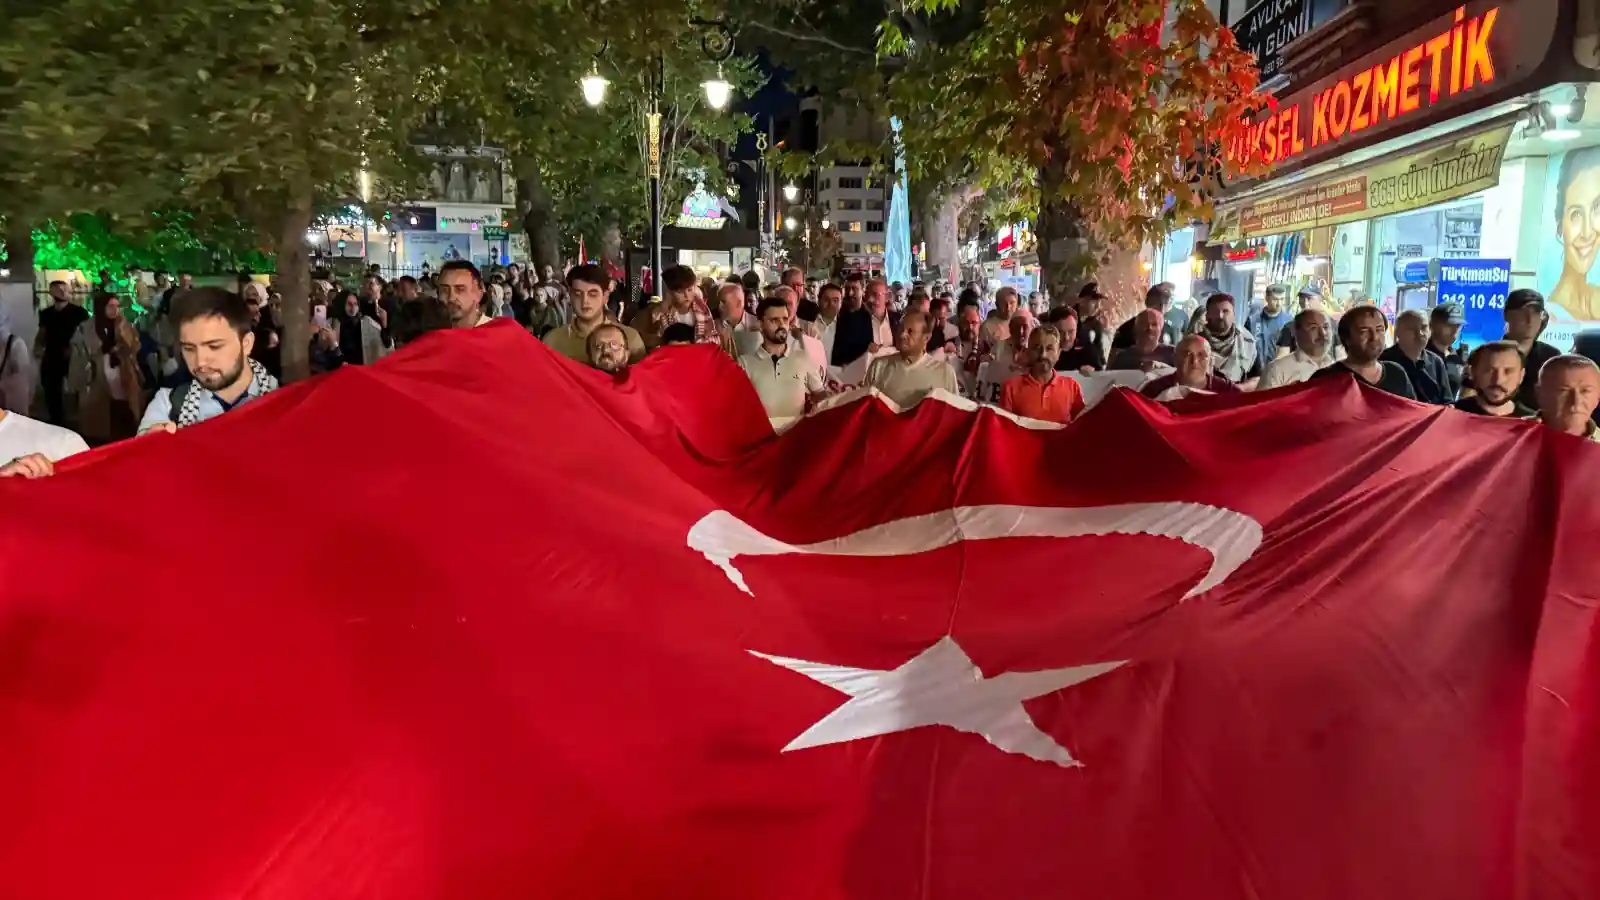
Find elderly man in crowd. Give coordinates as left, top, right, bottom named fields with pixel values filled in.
left=1529, top=354, right=1600, bottom=440
left=1108, top=309, right=1175, bottom=372
left=867, top=310, right=958, bottom=408
left=1140, top=334, right=1239, bottom=401
left=1380, top=309, right=1451, bottom=403
left=1257, top=309, right=1335, bottom=389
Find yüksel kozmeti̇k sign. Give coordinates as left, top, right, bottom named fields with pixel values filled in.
left=1209, top=0, right=1564, bottom=241
left=1210, top=123, right=1512, bottom=241
left=1226, top=5, right=1502, bottom=169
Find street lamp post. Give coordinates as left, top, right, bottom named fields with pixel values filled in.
left=581, top=22, right=735, bottom=301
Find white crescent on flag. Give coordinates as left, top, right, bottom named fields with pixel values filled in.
left=688, top=501, right=1264, bottom=600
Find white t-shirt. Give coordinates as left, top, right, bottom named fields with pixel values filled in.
left=867, top=353, right=960, bottom=409
left=0, top=412, right=89, bottom=463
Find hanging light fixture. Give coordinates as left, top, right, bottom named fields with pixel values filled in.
left=702, top=64, right=732, bottom=110
left=580, top=63, right=609, bottom=107
left=783, top=183, right=798, bottom=202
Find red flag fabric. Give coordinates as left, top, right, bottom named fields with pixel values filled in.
left=1, top=322, right=1597, bottom=900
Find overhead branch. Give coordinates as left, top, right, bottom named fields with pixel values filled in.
left=741, top=20, right=874, bottom=55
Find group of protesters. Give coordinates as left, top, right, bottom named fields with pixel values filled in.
left=1, top=258, right=1597, bottom=478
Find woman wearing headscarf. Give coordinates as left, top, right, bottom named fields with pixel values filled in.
left=331, top=290, right=389, bottom=366
left=69, top=292, right=144, bottom=443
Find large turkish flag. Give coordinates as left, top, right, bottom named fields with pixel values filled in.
left=0, top=322, right=1596, bottom=899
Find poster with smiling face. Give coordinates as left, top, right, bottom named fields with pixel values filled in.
left=1536, top=146, right=1600, bottom=349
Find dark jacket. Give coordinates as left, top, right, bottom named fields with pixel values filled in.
left=832, top=307, right=900, bottom=368
left=1428, top=341, right=1467, bottom=401
left=1379, top=345, right=1450, bottom=404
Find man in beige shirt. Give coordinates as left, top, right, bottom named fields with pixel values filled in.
left=866, top=310, right=959, bottom=409
left=740, top=296, right=826, bottom=422
left=542, top=263, right=646, bottom=364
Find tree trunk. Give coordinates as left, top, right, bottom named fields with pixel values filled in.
left=4, top=218, right=35, bottom=285
left=1037, top=159, right=1146, bottom=328
left=276, top=199, right=314, bottom=383
left=925, top=186, right=976, bottom=286
left=513, top=158, right=561, bottom=275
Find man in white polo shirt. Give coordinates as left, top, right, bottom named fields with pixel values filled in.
left=740, top=296, right=826, bottom=423
left=0, top=408, right=89, bottom=478
left=867, top=310, right=959, bottom=408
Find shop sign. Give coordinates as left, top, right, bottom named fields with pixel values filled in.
left=1232, top=0, right=1315, bottom=83
left=1211, top=122, right=1511, bottom=241
left=435, top=207, right=511, bottom=234
left=1438, top=258, right=1511, bottom=345
left=677, top=187, right=726, bottom=230
left=482, top=226, right=509, bottom=240
left=1225, top=1, right=1557, bottom=172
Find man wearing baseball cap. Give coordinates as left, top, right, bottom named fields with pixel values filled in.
left=1427, top=302, right=1468, bottom=401
left=1503, top=289, right=1561, bottom=412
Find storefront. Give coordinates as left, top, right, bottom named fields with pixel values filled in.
left=1210, top=0, right=1600, bottom=348
left=396, top=203, right=515, bottom=275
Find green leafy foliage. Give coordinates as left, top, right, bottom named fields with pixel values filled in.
left=885, top=0, right=1271, bottom=258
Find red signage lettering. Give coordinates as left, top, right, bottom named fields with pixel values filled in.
left=1228, top=6, right=1498, bottom=170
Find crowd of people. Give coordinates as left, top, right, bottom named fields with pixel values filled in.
left=2, top=258, right=1598, bottom=479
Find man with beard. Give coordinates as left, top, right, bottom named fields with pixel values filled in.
left=999, top=325, right=1084, bottom=424
left=543, top=264, right=645, bottom=364
left=435, top=260, right=492, bottom=329
left=138, top=287, right=279, bottom=434
left=739, top=296, right=826, bottom=421
left=952, top=300, right=986, bottom=399
left=1309, top=306, right=1417, bottom=399
left=586, top=323, right=632, bottom=375
left=1258, top=310, right=1335, bottom=389
left=1453, top=341, right=1532, bottom=417
left=1192, top=292, right=1257, bottom=384
left=1379, top=309, right=1451, bottom=403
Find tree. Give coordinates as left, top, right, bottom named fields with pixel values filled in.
left=0, top=0, right=585, bottom=380
left=467, top=9, right=760, bottom=279
left=883, top=0, right=1269, bottom=306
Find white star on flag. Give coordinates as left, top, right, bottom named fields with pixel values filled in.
left=750, top=636, right=1127, bottom=767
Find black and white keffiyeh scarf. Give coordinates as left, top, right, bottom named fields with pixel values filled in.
left=176, top=357, right=278, bottom=428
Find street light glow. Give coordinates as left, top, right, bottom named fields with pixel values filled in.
left=821, top=218, right=830, bottom=230
left=783, top=183, right=798, bottom=202
left=702, top=64, right=732, bottom=110
left=580, top=65, right=608, bottom=107
left=784, top=217, right=797, bottom=231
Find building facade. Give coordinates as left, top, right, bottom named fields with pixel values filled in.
left=1197, top=0, right=1600, bottom=350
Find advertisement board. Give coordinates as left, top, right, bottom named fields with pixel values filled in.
left=1534, top=145, right=1600, bottom=350
left=1212, top=123, right=1511, bottom=241
left=1438, top=258, right=1512, bottom=347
